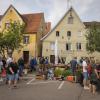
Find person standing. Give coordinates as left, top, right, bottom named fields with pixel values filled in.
left=18, top=57, right=24, bottom=76
left=70, top=57, right=77, bottom=76
left=30, top=57, right=36, bottom=72
left=7, top=59, right=19, bottom=88
left=82, top=58, right=89, bottom=90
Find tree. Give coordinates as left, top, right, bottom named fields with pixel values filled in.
left=86, top=23, right=100, bottom=53
left=0, top=22, right=25, bottom=57
left=0, top=33, right=6, bottom=56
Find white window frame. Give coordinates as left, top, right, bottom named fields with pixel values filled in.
left=23, top=36, right=29, bottom=44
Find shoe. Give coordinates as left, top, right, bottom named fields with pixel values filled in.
left=84, top=86, right=89, bottom=90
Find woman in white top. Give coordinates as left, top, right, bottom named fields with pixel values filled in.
left=82, top=58, right=89, bottom=90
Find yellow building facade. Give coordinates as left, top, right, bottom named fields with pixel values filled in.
left=41, top=7, right=100, bottom=63
left=0, top=5, right=50, bottom=64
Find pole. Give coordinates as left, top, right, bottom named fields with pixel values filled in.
left=55, top=39, right=58, bottom=65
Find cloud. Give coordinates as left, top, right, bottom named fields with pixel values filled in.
left=0, top=0, right=100, bottom=27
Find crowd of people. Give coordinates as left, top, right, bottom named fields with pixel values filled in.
left=0, top=55, right=100, bottom=94
left=70, top=57, right=100, bottom=94
left=0, top=56, right=24, bottom=88
left=0, top=56, right=53, bottom=88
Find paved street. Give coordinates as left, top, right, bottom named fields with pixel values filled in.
left=0, top=75, right=100, bottom=100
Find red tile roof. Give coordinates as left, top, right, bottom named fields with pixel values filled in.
left=0, top=5, right=51, bottom=35
left=22, top=13, right=44, bottom=33
left=0, top=13, right=44, bottom=33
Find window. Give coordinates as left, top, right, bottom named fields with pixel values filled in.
left=5, top=22, right=10, bottom=28
left=50, top=42, right=55, bottom=50
left=56, top=31, right=59, bottom=37
left=68, top=16, right=73, bottom=24
left=23, top=36, right=29, bottom=44
left=66, top=43, right=71, bottom=51
left=67, top=31, right=71, bottom=37
left=76, top=43, right=81, bottom=50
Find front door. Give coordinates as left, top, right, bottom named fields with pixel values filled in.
left=50, top=55, right=55, bottom=64
left=23, top=51, right=29, bottom=64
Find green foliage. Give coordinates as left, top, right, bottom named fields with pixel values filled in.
left=0, top=33, right=6, bottom=56
left=76, top=70, right=82, bottom=77
left=0, top=22, right=25, bottom=57
left=62, top=69, right=72, bottom=77
left=54, top=68, right=64, bottom=77
left=86, top=24, right=100, bottom=53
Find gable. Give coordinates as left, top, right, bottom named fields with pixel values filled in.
left=0, top=5, right=24, bottom=31
left=0, top=5, right=50, bottom=34
left=42, top=7, right=85, bottom=41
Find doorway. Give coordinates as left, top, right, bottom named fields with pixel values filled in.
left=23, top=51, right=29, bottom=64
left=50, top=55, right=55, bottom=64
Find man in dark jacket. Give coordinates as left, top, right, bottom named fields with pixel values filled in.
left=18, top=57, right=24, bottom=76
left=70, top=57, right=77, bottom=76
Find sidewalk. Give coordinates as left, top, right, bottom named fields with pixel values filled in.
left=80, top=89, right=100, bottom=100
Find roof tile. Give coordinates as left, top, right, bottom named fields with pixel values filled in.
left=22, top=13, right=43, bottom=33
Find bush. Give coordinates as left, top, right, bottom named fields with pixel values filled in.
left=76, top=70, right=82, bottom=77
left=54, top=68, right=64, bottom=77
left=62, top=69, right=72, bottom=77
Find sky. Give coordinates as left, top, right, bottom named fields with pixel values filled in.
left=0, top=0, right=100, bottom=28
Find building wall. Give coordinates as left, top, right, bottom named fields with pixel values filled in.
left=42, top=8, right=100, bottom=63
left=13, top=34, right=36, bottom=60
left=0, top=7, right=23, bottom=32
left=0, top=6, right=37, bottom=61
left=37, top=15, right=46, bottom=57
